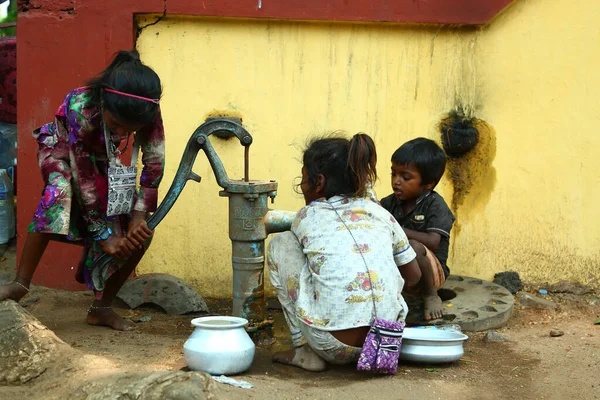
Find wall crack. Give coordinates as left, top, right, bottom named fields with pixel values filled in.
left=136, top=0, right=167, bottom=38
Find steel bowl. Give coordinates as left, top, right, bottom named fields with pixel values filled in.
left=399, top=328, right=468, bottom=363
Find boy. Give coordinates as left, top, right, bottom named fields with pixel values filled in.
left=381, top=138, right=455, bottom=321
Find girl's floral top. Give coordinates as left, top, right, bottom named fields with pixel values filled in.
left=33, top=87, right=165, bottom=234
left=291, top=196, right=416, bottom=331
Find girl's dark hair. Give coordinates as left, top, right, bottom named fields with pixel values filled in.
left=303, top=132, right=377, bottom=199
left=87, top=49, right=162, bottom=125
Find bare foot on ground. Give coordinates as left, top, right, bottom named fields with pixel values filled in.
left=86, top=308, right=137, bottom=331
left=0, top=282, right=29, bottom=302
left=423, top=295, right=444, bottom=320
left=272, top=344, right=327, bottom=372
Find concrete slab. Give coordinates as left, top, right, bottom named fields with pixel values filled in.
left=117, top=273, right=209, bottom=315
left=406, top=275, right=514, bottom=332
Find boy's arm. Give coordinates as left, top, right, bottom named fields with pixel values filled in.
left=405, top=194, right=454, bottom=251
left=403, top=228, right=441, bottom=251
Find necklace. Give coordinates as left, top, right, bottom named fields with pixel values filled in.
left=109, top=132, right=130, bottom=156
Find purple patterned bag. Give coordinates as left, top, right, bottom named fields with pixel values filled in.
left=357, top=318, right=405, bottom=375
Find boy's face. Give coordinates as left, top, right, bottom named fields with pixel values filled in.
left=391, top=162, right=433, bottom=201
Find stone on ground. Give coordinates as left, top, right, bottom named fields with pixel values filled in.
left=493, top=271, right=523, bottom=294
left=548, top=280, right=595, bottom=296
left=131, top=313, right=152, bottom=323
left=117, top=273, right=209, bottom=315
left=19, top=295, right=40, bottom=308
left=73, top=371, right=220, bottom=400
left=0, top=271, right=10, bottom=283
left=517, top=292, right=559, bottom=310
left=484, top=330, right=512, bottom=343
left=0, top=300, right=74, bottom=384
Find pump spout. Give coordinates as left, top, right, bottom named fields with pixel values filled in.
left=264, top=210, right=296, bottom=235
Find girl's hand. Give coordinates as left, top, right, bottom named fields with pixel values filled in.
left=127, top=211, right=153, bottom=249
left=100, top=235, right=137, bottom=260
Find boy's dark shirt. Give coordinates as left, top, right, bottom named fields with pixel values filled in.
left=380, top=191, right=454, bottom=277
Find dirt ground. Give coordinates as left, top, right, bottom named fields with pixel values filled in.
left=1, top=240, right=599, bottom=400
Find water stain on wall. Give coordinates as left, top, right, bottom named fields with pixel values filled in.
left=440, top=109, right=497, bottom=237
left=205, top=109, right=244, bottom=122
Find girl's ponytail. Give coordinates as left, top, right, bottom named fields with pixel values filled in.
left=302, top=132, right=377, bottom=199
left=88, top=50, right=141, bottom=103
left=87, top=49, right=161, bottom=125
left=101, top=50, right=141, bottom=78
left=347, top=133, right=377, bottom=197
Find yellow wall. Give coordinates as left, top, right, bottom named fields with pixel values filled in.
left=136, top=0, right=600, bottom=297
left=468, top=0, right=600, bottom=284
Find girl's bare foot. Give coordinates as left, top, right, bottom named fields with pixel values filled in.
left=272, top=344, right=326, bottom=372
left=86, top=307, right=137, bottom=331
left=0, top=281, right=30, bottom=302
left=423, top=294, right=444, bottom=321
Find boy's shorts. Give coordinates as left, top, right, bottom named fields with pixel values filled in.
left=403, top=247, right=446, bottom=295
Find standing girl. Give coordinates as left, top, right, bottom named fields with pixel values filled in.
left=267, top=133, right=421, bottom=371
left=0, top=50, right=165, bottom=331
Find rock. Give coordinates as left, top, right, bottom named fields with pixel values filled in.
left=493, top=271, right=523, bottom=294
left=0, top=271, right=11, bottom=283
left=117, top=273, right=209, bottom=316
left=72, top=371, right=220, bottom=400
left=548, top=280, right=594, bottom=296
left=131, top=314, right=152, bottom=323
left=484, top=331, right=512, bottom=343
left=0, top=300, right=74, bottom=384
left=550, top=329, right=564, bottom=337
left=517, top=292, right=559, bottom=310
left=19, top=295, right=40, bottom=308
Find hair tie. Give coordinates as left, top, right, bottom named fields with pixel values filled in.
left=104, top=88, right=159, bottom=104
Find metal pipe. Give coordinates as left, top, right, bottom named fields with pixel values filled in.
left=244, top=146, right=249, bottom=182
left=226, top=195, right=294, bottom=322
left=231, top=240, right=265, bottom=319
left=226, top=190, right=268, bottom=321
